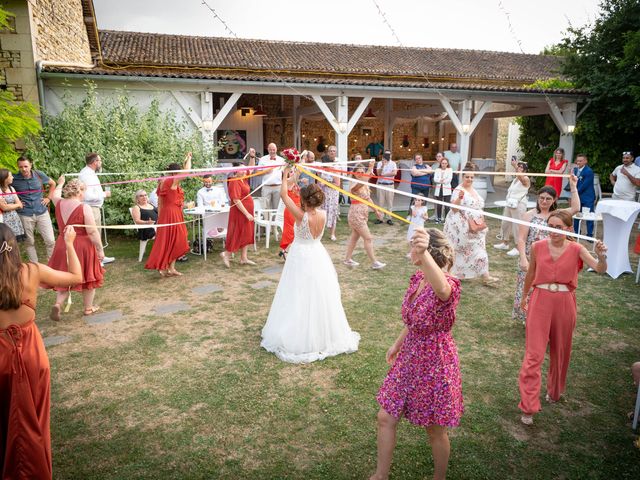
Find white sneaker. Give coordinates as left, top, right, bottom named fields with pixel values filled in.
left=343, top=259, right=359, bottom=267
left=493, top=243, right=509, bottom=250
left=506, top=248, right=519, bottom=257
left=371, top=261, right=386, bottom=270
left=330, top=235, right=337, bottom=241
left=101, top=256, right=115, bottom=265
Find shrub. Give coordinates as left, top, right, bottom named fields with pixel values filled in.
left=27, top=82, right=218, bottom=229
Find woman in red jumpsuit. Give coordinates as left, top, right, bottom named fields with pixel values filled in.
left=518, top=210, right=607, bottom=425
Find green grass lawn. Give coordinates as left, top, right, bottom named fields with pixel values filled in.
left=33, top=212, right=640, bottom=479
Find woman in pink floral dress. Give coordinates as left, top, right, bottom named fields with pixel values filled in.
left=371, top=228, right=463, bottom=480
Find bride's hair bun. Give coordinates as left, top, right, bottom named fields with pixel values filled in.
left=300, top=184, right=324, bottom=208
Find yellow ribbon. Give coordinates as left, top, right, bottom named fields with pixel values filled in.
left=296, top=165, right=410, bottom=225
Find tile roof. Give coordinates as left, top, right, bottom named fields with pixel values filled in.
left=98, top=30, right=563, bottom=82
left=43, top=29, right=586, bottom=94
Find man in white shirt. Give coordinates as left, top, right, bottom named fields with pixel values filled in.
left=610, top=151, right=640, bottom=201
left=444, top=143, right=462, bottom=189
left=78, top=152, right=114, bottom=264
left=258, top=143, right=284, bottom=209
left=196, top=175, right=228, bottom=208
left=375, top=150, right=398, bottom=225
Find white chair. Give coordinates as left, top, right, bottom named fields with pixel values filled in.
left=254, top=198, right=279, bottom=248
left=203, top=211, right=228, bottom=251
left=594, top=174, right=602, bottom=203
left=129, top=207, right=150, bottom=262
left=273, top=200, right=286, bottom=240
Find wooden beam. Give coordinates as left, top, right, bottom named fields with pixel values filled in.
left=346, top=96, right=372, bottom=135
left=312, top=94, right=340, bottom=132
left=171, top=91, right=202, bottom=127
left=211, top=92, right=242, bottom=132
left=439, top=98, right=463, bottom=133
left=468, top=101, right=492, bottom=135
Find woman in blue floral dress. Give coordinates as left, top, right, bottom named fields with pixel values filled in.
left=372, top=228, right=463, bottom=480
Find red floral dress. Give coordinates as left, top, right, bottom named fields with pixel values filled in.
left=377, top=272, right=464, bottom=427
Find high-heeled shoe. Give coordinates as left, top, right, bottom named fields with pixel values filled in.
left=278, top=250, right=287, bottom=261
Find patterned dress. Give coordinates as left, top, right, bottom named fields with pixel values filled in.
left=347, top=186, right=372, bottom=230
left=512, top=215, right=549, bottom=322
left=320, top=171, right=339, bottom=229
left=443, top=187, right=488, bottom=279
left=0, top=187, right=26, bottom=241
left=377, top=272, right=464, bottom=427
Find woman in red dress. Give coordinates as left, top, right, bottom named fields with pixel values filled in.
left=0, top=223, right=82, bottom=480
left=544, top=148, right=569, bottom=196
left=145, top=153, right=191, bottom=277
left=220, top=163, right=255, bottom=268
left=518, top=210, right=607, bottom=426
left=278, top=168, right=301, bottom=260
left=48, top=177, right=105, bottom=320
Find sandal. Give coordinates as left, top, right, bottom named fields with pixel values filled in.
left=482, top=276, right=499, bottom=287
left=168, top=270, right=183, bottom=276
left=520, top=414, right=534, bottom=426
left=240, top=259, right=256, bottom=266
left=50, top=304, right=61, bottom=322
left=220, top=252, right=230, bottom=269
left=278, top=250, right=287, bottom=261
left=83, top=306, right=101, bottom=316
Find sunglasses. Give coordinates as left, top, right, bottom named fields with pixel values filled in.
left=622, top=151, right=632, bottom=156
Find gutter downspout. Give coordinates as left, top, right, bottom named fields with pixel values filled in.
left=35, top=60, right=45, bottom=122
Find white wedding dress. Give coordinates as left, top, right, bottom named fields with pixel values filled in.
left=261, top=212, right=360, bottom=363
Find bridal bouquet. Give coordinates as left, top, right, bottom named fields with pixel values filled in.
left=281, top=147, right=301, bottom=166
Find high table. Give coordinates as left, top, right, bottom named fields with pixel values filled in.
left=470, top=158, right=496, bottom=193
left=184, top=206, right=230, bottom=261
left=594, top=199, right=640, bottom=279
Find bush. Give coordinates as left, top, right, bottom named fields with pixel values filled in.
left=27, top=82, right=218, bottom=229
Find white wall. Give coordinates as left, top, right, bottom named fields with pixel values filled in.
left=42, top=81, right=264, bottom=156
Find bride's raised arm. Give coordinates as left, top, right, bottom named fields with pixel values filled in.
left=280, top=166, right=305, bottom=221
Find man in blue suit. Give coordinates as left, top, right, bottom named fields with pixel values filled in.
left=573, top=153, right=596, bottom=236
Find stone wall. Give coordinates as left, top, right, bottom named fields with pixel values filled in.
left=0, top=0, right=39, bottom=104
left=30, top=0, right=92, bottom=63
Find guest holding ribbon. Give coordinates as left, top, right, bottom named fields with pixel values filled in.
left=145, top=153, right=192, bottom=277
left=0, top=223, right=82, bottom=480
left=220, top=162, right=255, bottom=268
left=518, top=210, right=607, bottom=426
left=494, top=159, right=531, bottom=256
left=512, top=176, right=580, bottom=324
left=47, top=177, right=105, bottom=319
left=371, top=228, right=463, bottom=480
left=0, top=168, right=26, bottom=241
left=343, top=162, right=385, bottom=269
left=443, top=164, right=498, bottom=286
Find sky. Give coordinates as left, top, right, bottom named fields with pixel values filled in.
left=92, top=0, right=602, bottom=54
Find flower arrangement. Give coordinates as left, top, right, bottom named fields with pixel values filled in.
left=281, top=147, right=301, bottom=166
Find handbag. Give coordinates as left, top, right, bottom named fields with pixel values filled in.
left=506, top=198, right=519, bottom=209
left=468, top=215, right=487, bottom=233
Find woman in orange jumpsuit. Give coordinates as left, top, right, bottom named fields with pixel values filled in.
left=0, top=224, right=82, bottom=479
left=518, top=210, right=607, bottom=425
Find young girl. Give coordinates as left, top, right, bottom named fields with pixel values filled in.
left=344, top=162, right=385, bottom=269
left=406, top=194, right=429, bottom=257
left=261, top=165, right=360, bottom=363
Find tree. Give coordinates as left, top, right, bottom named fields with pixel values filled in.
left=520, top=0, right=640, bottom=188
left=0, top=6, right=41, bottom=169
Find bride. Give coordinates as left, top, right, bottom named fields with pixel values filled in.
left=261, top=165, right=360, bottom=363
